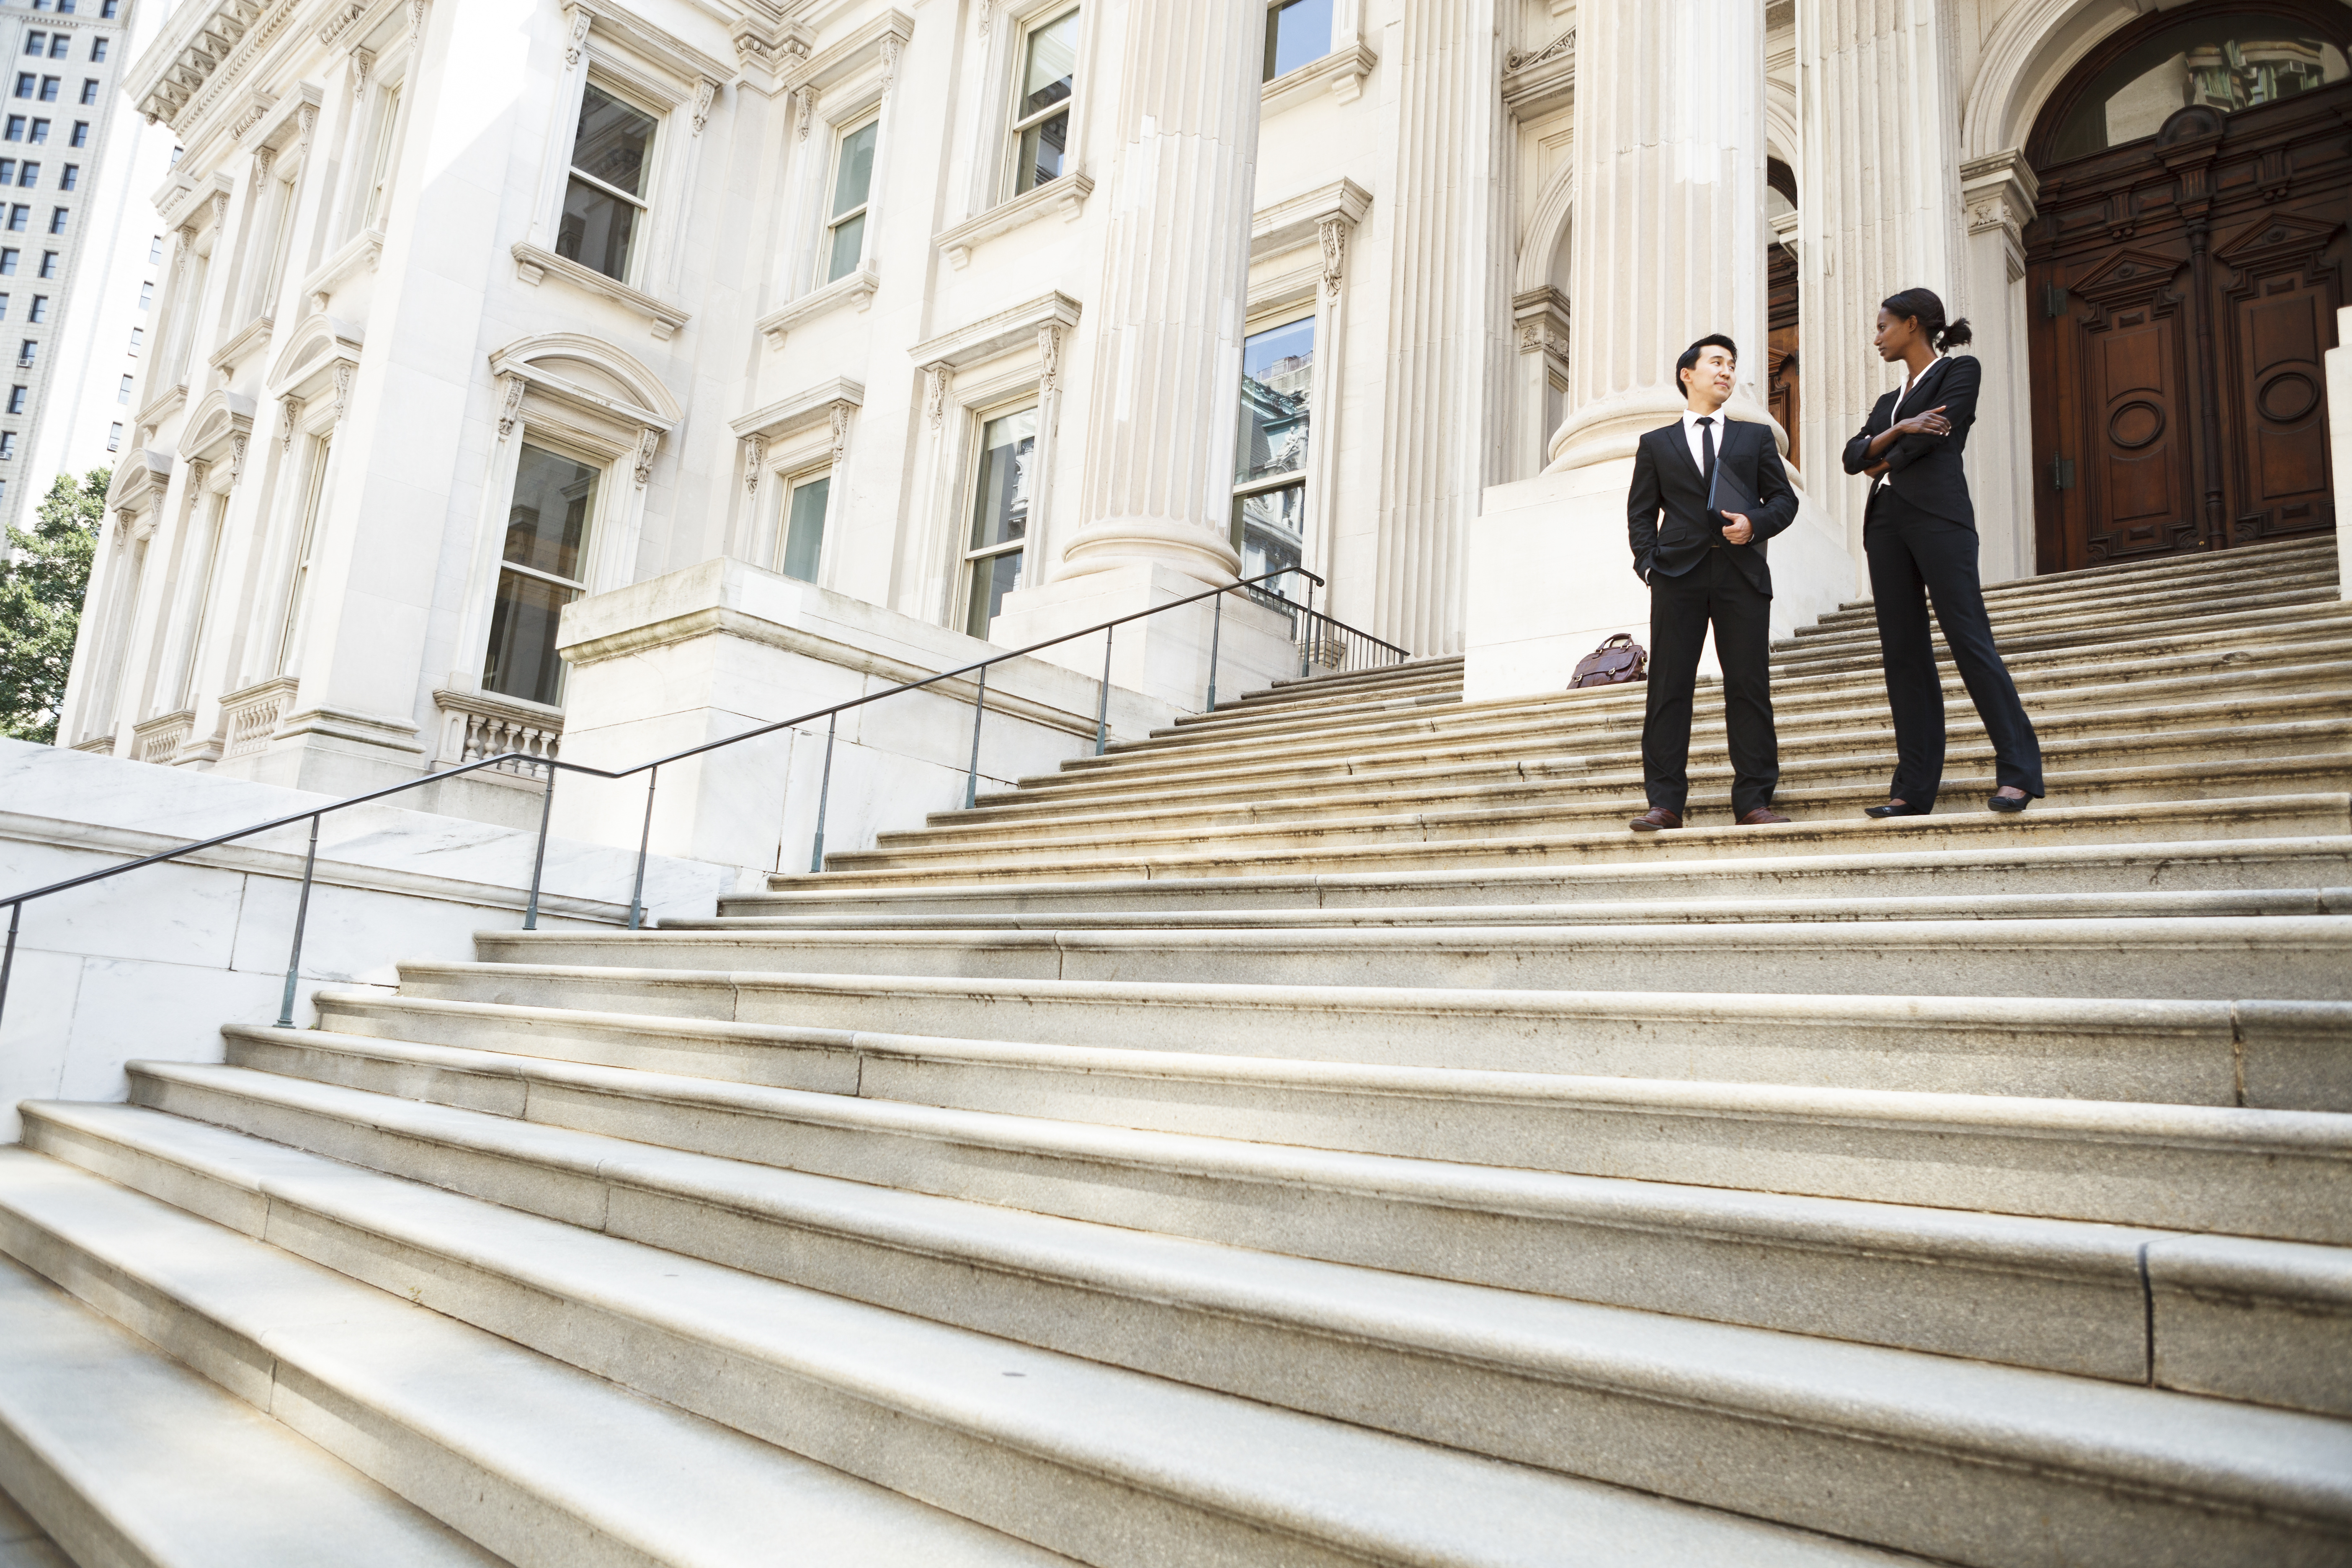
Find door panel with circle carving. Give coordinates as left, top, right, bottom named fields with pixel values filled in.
left=2022, top=0, right=2349, bottom=575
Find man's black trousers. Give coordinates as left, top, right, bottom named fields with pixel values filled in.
left=1862, top=488, right=2044, bottom=811
left=1641, top=548, right=1778, bottom=819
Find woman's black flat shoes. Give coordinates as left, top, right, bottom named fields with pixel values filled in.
left=1864, top=801, right=1932, bottom=818
left=1987, top=792, right=2032, bottom=814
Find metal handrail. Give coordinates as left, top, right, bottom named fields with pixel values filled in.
left=0, top=565, right=1407, bottom=1034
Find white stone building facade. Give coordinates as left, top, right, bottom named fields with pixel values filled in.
left=48, top=0, right=2351, bottom=857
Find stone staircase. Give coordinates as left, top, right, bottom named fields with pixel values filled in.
left=4, top=534, right=2349, bottom=1566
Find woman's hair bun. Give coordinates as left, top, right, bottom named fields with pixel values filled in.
left=1936, top=316, right=1974, bottom=350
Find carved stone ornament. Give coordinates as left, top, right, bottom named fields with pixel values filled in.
left=634, top=428, right=661, bottom=487
left=691, top=79, right=717, bottom=137
left=227, top=431, right=250, bottom=487
left=1506, top=28, right=1573, bottom=72
left=409, top=0, right=428, bottom=40
left=495, top=374, right=526, bottom=440
left=797, top=85, right=822, bottom=140
left=978, top=0, right=994, bottom=31
left=564, top=8, right=592, bottom=69
left=743, top=434, right=765, bottom=493
left=923, top=364, right=949, bottom=432
left=329, top=362, right=355, bottom=425
left=1318, top=216, right=1348, bottom=299
left=1037, top=325, right=1063, bottom=396
left=732, top=30, right=775, bottom=73
left=233, top=98, right=275, bottom=141
left=297, top=101, right=319, bottom=156
left=351, top=47, right=374, bottom=100
left=318, top=1, right=366, bottom=48
left=828, top=403, right=852, bottom=466
left=279, top=396, right=302, bottom=450
left=251, top=145, right=276, bottom=183
left=879, top=35, right=902, bottom=94
left=1965, top=195, right=2017, bottom=238
left=188, top=459, right=210, bottom=495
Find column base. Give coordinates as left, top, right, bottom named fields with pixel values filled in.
left=990, top=561, right=1297, bottom=713
left=1466, top=462, right=1858, bottom=705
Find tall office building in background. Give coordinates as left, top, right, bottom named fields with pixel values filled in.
left=0, top=0, right=173, bottom=536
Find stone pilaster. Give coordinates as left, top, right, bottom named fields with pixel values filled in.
left=1057, top=0, right=1264, bottom=584
left=1793, top=0, right=1967, bottom=554
left=1369, top=0, right=1505, bottom=655
left=1960, top=150, right=2040, bottom=582
left=1547, top=0, right=1771, bottom=473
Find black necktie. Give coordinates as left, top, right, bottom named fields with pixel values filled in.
left=1697, top=416, right=1716, bottom=488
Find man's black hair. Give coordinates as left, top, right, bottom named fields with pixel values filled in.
left=1675, top=333, right=1739, bottom=395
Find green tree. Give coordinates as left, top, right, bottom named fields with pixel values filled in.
left=0, top=467, right=107, bottom=745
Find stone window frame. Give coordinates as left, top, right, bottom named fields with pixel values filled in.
left=1239, top=178, right=1367, bottom=586
left=515, top=3, right=723, bottom=340
left=729, top=377, right=863, bottom=587
left=1260, top=0, right=1375, bottom=115
left=249, top=315, right=365, bottom=689
left=951, top=382, right=1046, bottom=642
left=217, top=85, right=323, bottom=368
left=906, top=290, right=1080, bottom=634
left=75, top=451, right=171, bottom=748
left=756, top=10, right=910, bottom=347
left=446, top=334, right=682, bottom=709
left=934, top=0, right=1100, bottom=269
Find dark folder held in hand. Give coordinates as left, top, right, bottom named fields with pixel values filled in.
left=1706, top=459, right=1759, bottom=534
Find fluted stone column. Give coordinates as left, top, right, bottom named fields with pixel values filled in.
left=1794, top=0, right=1967, bottom=560
left=990, top=0, right=1297, bottom=707
left=1546, top=0, right=1772, bottom=473
left=1055, top=0, right=1262, bottom=583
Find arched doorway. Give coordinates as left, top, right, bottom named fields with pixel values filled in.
left=2023, top=0, right=2351, bottom=573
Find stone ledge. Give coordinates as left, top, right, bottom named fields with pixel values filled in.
left=755, top=268, right=879, bottom=351
left=511, top=242, right=692, bottom=341
left=933, top=173, right=1093, bottom=270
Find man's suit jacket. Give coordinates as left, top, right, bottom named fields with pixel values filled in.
left=1840, top=353, right=1981, bottom=529
left=1626, top=416, right=1799, bottom=597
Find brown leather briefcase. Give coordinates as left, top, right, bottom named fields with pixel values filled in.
left=1570, top=634, right=1648, bottom=689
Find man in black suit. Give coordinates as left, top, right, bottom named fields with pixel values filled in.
left=1624, top=333, right=1801, bottom=831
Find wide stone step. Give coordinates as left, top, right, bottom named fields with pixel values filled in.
left=0, top=1243, right=495, bottom=1568
left=0, top=1148, right=1068, bottom=1568
left=1077, top=623, right=2352, bottom=777
left=374, top=966, right=2350, bottom=1109
left=46, top=1074, right=2352, bottom=1445
left=746, top=836, right=2352, bottom=918
left=1799, top=570, right=2342, bottom=640
left=475, top=913, right=2352, bottom=1003
left=939, top=709, right=2352, bottom=833
left=780, top=792, right=2352, bottom=889
left=843, top=756, right=2352, bottom=876
left=1833, top=535, right=2337, bottom=615
left=14, top=1101, right=1933, bottom=1568
left=1774, top=595, right=2352, bottom=671
left=1008, top=651, right=2352, bottom=797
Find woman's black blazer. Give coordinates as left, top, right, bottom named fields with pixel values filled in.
left=1841, top=353, right=1980, bottom=529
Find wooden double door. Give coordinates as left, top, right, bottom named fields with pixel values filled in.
left=2027, top=90, right=2348, bottom=574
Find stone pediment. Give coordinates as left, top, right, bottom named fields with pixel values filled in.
left=2068, top=247, right=2184, bottom=305
left=104, top=448, right=173, bottom=515
left=2215, top=211, right=2342, bottom=271
left=265, top=312, right=364, bottom=400
left=178, top=388, right=258, bottom=464
left=487, top=333, right=684, bottom=430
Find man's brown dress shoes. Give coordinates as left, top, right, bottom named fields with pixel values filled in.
left=1629, top=807, right=1682, bottom=832
left=1737, top=807, right=1791, bottom=826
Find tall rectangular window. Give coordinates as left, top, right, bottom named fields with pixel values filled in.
left=49, top=38, right=68, bottom=60
left=137, top=280, right=149, bottom=307
left=4, top=119, right=20, bottom=140
left=13, top=77, right=32, bottom=100
left=963, top=406, right=1036, bottom=638
left=0, top=293, right=10, bottom=317
left=1008, top=9, right=1077, bottom=199
left=29, top=119, right=48, bottom=143
left=114, top=373, right=127, bottom=402
left=20, top=36, right=41, bottom=57
left=0, top=162, right=15, bottom=185
left=126, top=326, right=138, bottom=352
left=8, top=387, right=23, bottom=413
left=106, top=420, right=119, bottom=451
left=482, top=443, right=598, bottom=706
left=1263, top=0, right=1333, bottom=80
left=0, top=433, right=16, bottom=459
left=823, top=118, right=877, bottom=285
left=358, top=85, right=400, bottom=232
left=17, top=339, right=33, bottom=366
left=39, top=79, right=59, bottom=103
left=20, top=162, right=39, bottom=186
left=778, top=474, right=828, bottom=583
left=37, top=250, right=53, bottom=277
left=57, top=164, right=73, bottom=189
left=68, top=120, right=84, bottom=147
left=557, top=83, right=653, bottom=283
left=1230, top=315, right=1314, bottom=581
left=78, top=80, right=95, bottom=105
left=88, top=38, right=106, bottom=62
left=27, top=295, right=44, bottom=322
left=275, top=439, right=330, bottom=674
left=145, top=232, right=159, bottom=263
left=46, top=206, right=64, bottom=233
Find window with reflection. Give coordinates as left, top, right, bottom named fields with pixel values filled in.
left=779, top=473, right=829, bottom=583
left=1230, top=315, right=1313, bottom=583
left=964, top=407, right=1036, bottom=638
left=484, top=443, right=598, bottom=706
left=558, top=83, right=656, bottom=282
left=825, top=118, right=878, bottom=284
left=2049, top=14, right=2348, bottom=161
left=1264, top=0, right=1333, bottom=82
left=1010, top=8, right=1078, bottom=198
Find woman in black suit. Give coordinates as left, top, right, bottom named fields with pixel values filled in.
left=1841, top=287, right=2044, bottom=817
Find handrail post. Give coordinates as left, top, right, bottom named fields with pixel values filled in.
left=276, top=814, right=321, bottom=1028
left=1299, top=572, right=1315, bottom=678
left=964, top=665, right=987, bottom=810
left=627, top=766, right=658, bottom=931
left=1094, top=626, right=1114, bottom=756
left=0, top=900, right=18, bottom=1036
left=1205, top=591, right=1224, bottom=712
left=809, top=712, right=837, bottom=874
left=523, top=766, right=556, bottom=931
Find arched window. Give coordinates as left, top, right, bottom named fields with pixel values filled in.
left=2041, top=9, right=2349, bottom=164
